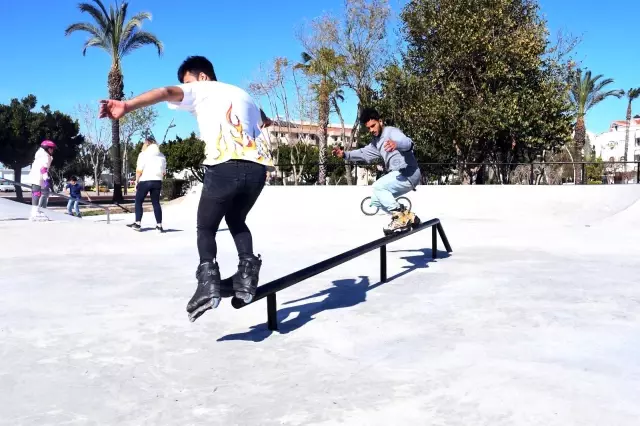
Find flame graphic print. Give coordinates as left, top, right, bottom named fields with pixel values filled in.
left=210, top=103, right=272, bottom=165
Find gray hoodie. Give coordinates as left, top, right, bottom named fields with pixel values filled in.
left=344, top=126, right=421, bottom=187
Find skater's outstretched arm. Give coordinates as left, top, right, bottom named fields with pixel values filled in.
left=334, top=144, right=379, bottom=163
left=99, top=86, right=184, bottom=120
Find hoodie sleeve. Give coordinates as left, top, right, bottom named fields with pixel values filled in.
left=387, top=127, right=414, bottom=151
left=344, top=143, right=380, bottom=163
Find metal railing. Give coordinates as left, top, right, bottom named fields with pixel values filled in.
left=266, top=161, right=640, bottom=185
left=0, top=177, right=111, bottom=224
left=230, top=218, right=452, bottom=331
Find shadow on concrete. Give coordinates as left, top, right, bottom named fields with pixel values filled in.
left=218, top=248, right=450, bottom=342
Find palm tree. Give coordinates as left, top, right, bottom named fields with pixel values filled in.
left=295, top=48, right=345, bottom=185
left=623, top=88, right=640, bottom=168
left=330, top=88, right=354, bottom=184
left=65, top=0, right=163, bottom=202
left=569, top=69, right=623, bottom=165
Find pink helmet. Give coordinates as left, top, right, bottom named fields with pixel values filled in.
left=41, top=140, right=57, bottom=149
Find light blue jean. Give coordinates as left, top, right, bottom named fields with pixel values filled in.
left=370, top=171, right=414, bottom=213
left=67, top=199, right=80, bottom=215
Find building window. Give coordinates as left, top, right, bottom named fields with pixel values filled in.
left=635, top=154, right=640, bottom=162
left=636, top=137, right=640, bottom=147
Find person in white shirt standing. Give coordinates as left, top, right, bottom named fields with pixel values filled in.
left=99, top=56, right=273, bottom=322
left=128, top=131, right=166, bottom=232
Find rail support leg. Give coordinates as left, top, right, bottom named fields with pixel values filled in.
left=267, top=294, right=278, bottom=331
left=380, top=245, right=387, bottom=283
left=432, top=225, right=438, bottom=258
left=436, top=222, right=453, bottom=253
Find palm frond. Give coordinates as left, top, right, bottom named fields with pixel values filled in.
left=77, top=2, right=109, bottom=31
left=569, top=68, right=623, bottom=117
left=82, top=37, right=107, bottom=55
left=121, top=11, right=152, bottom=44
left=628, top=88, right=640, bottom=101
left=121, top=31, right=163, bottom=56
left=592, top=77, right=616, bottom=93
left=89, top=0, right=110, bottom=21
left=64, top=22, right=103, bottom=38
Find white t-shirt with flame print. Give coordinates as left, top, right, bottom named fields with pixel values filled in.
left=167, top=81, right=273, bottom=167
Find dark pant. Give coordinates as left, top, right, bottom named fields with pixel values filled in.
left=135, top=180, right=162, bottom=223
left=197, top=160, right=267, bottom=263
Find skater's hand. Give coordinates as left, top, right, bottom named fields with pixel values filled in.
left=99, top=99, right=127, bottom=120
left=332, top=146, right=344, bottom=158
left=383, top=140, right=397, bottom=152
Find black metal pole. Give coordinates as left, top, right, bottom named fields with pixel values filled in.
left=432, top=225, right=438, bottom=258
left=530, top=163, right=534, bottom=185
left=436, top=223, right=453, bottom=253
left=267, top=294, right=278, bottom=331
left=231, top=218, right=442, bottom=309
left=637, top=163, right=639, bottom=184
left=380, top=245, right=387, bottom=282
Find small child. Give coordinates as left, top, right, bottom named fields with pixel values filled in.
left=66, top=176, right=83, bottom=217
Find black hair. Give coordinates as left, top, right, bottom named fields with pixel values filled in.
left=177, top=56, right=217, bottom=83
left=359, top=107, right=381, bottom=125
left=70, top=176, right=77, bottom=181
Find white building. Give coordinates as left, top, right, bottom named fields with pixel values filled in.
left=265, top=119, right=355, bottom=147
left=590, top=118, right=640, bottom=164
left=589, top=118, right=640, bottom=183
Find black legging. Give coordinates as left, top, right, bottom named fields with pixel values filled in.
left=135, top=180, right=162, bottom=223
left=197, top=160, right=266, bottom=263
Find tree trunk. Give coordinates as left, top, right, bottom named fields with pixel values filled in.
left=331, top=96, right=352, bottom=185
left=122, top=142, right=128, bottom=196
left=94, top=169, right=100, bottom=197
left=318, top=84, right=330, bottom=185
left=624, top=102, right=632, bottom=173
left=573, top=116, right=586, bottom=184
left=108, top=65, right=125, bottom=203
left=12, top=166, right=24, bottom=202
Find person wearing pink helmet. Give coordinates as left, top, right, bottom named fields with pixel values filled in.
left=25, top=140, right=57, bottom=221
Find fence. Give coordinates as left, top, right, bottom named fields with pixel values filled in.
left=266, top=161, right=640, bottom=186
left=229, top=218, right=452, bottom=331
left=0, top=177, right=111, bottom=224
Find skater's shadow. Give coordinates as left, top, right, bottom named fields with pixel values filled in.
left=218, top=248, right=450, bottom=342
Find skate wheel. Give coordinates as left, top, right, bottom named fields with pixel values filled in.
left=235, top=291, right=254, bottom=303
left=231, top=297, right=246, bottom=309
left=412, top=216, right=421, bottom=227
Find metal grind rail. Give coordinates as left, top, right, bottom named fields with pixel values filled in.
left=231, top=218, right=452, bottom=331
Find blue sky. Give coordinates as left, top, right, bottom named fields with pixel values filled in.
left=0, top=0, right=638, bottom=143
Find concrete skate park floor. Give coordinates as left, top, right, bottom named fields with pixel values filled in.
left=1, top=185, right=640, bottom=425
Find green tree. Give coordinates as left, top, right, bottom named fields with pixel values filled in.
left=159, top=132, right=206, bottom=182
left=376, top=0, right=575, bottom=184
left=0, top=96, right=84, bottom=200
left=65, top=0, right=163, bottom=202
left=585, top=147, right=604, bottom=184
left=623, top=88, right=640, bottom=165
left=568, top=69, right=623, bottom=166
left=295, top=48, right=346, bottom=185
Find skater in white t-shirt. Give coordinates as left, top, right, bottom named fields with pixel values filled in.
left=99, top=56, right=273, bottom=322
